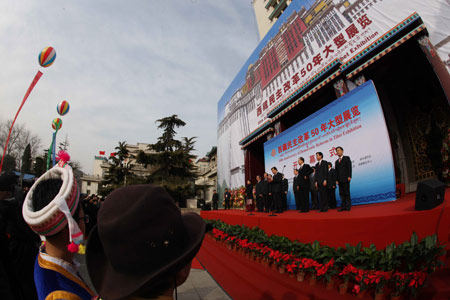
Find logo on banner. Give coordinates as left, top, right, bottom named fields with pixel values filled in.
left=271, top=149, right=277, bottom=157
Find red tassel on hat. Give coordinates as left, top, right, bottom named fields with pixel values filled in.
left=67, top=242, right=79, bottom=253
left=56, top=150, right=71, bottom=164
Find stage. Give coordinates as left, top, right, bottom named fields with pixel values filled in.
left=200, top=189, right=450, bottom=250
left=196, top=190, right=450, bottom=299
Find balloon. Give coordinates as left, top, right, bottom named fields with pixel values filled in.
left=57, top=100, right=70, bottom=116
left=38, top=47, right=56, bottom=68
left=52, top=118, right=63, bottom=131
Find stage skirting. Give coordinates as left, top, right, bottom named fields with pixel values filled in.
left=197, top=190, right=450, bottom=300
left=200, top=190, right=450, bottom=250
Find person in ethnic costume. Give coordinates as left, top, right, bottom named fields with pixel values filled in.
left=22, top=151, right=96, bottom=300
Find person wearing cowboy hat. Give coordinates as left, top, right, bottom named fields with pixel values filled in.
left=86, top=184, right=208, bottom=300
left=22, top=153, right=96, bottom=300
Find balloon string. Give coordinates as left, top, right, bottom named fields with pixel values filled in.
left=0, top=71, right=43, bottom=174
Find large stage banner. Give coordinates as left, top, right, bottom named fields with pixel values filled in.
left=263, top=80, right=396, bottom=208
left=217, top=0, right=450, bottom=195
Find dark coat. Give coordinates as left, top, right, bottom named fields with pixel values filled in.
left=282, top=178, right=288, bottom=194
left=327, top=168, right=336, bottom=189
left=245, top=184, right=253, bottom=199
left=335, top=155, right=352, bottom=182
left=315, top=160, right=328, bottom=186
left=298, top=164, right=313, bottom=188
left=224, top=192, right=231, bottom=201
left=255, top=180, right=264, bottom=197
left=212, top=193, right=219, bottom=203
left=271, top=172, right=282, bottom=193
left=293, top=174, right=301, bottom=193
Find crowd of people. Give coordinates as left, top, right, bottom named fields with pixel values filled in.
left=213, top=147, right=352, bottom=214
left=1, top=154, right=205, bottom=300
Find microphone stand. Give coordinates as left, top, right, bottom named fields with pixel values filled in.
left=268, top=193, right=277, bottom=217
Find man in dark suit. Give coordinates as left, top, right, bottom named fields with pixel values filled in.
left=327, top=163, right=337, bottom=209
left=224, top=189, right=231, bottom=210
left=271, top=167, right=283, bottom=213
left=315, top=152, right=329, bottom=212
left=266, top=174, right=273, bottom=213
left=335, top=146, right=352, bottom=211
left=255, top=175, right=263, bottom=212
left=212, top=190, right=219, bottom=210
left=282, top=174, right=288, bottom=212
left=298, top=157, right=313, bottom=212
left=293, top=169, right=301, bottom=210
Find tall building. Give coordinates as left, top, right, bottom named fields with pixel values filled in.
left=252, top=0, right=294, bottom=40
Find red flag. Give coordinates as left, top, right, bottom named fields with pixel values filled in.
left=99, top=151, right=105, bottom=155
left=110, top=152, right=116, bottom=157
left=0, top=71, right=43, bottom=173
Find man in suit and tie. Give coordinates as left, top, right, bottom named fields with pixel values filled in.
left=297, top=157, right=313, bottom=212
left=315, top=152, right=329, bottom=212
left=282, top=174, right=288, bottom=212
left=327, top=162, right=337, bottom=209
left=293, top=169, right=301, bottom=210
left=271, top=167, right=283, bottom=213
left=335, top=146, right=352, bottom=211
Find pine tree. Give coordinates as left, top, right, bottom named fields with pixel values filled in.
left=21, top=143, right=32, bottom=174
left=137, top=115, right=197, bottom=206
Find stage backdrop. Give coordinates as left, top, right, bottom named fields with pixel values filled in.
left=263, top=80, right=396, bottom=208
left=217, top=0, right=450, bottom=197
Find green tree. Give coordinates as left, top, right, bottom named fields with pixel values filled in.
left=137, top=115, right=197, bottom=206
left=21, top=143, right=32, bottom=174
left=0, top=154, right=16, bottom=173
left=99, top=141, right=133, bottom=196
left=33, top=150, right=48, bottom=177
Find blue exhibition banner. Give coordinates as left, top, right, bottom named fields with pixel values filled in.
left=263, top=80, right=396, bottom=209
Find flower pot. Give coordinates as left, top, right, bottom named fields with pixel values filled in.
left=326, top=278, right=335, bottom=290
left=309, top=274, right=317, bottom=286
left=338, top=282, right=348, bottom=295
left=297, top=271, right=306, bottom=282
left=279, top=266, right=285, bottom=274
left=271, top=263, right=277, bottom=271
left=374, top=292, right=385, bottom=300
left=356, top=289, right=367, bottom=299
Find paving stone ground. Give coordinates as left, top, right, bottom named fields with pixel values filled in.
left=77, top=254, right=231, bottom=300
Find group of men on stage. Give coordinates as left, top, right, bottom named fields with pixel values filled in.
left=213, top=146, right=352, bottom=213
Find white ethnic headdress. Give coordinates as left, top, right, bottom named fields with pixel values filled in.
left=22, top=151, right=83, bottom=253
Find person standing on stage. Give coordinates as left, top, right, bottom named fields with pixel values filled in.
left=245, top=180, right=254, bottom=212
left=212, top=190, right=219, bottom=210
left=315, top=152, right=329, bottom=212
left=293, top=169, right=301, bottom=210
left=224, top=189, right=231, bottom=210
left=267, top=174, right=273, bottom=213
left=255, top=175, right=264, bottom=212
left=298, top=157, right=313, bottom=212
left=282, top=174, right=288, bottom=212
left=310, top=167, right=318, bottom=210
left=271, top=167, right=283, bottom=213
left=263, top=173, right=270, bottom=212
left=327, top=162, right=337, bottom=209
left=335, top=146, right=352, bottom=211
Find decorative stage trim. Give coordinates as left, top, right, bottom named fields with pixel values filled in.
left=352, top=191, right=397, bottom=205
left=346, top=24, right=426, bottom=79
left=239, top=120, right=271, bottom=146
left=241, top=128, right=274, bottom=149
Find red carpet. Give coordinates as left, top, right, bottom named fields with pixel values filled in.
left=200, top=189, right=450, bottom=250
left=191, top=257, right=203, bottom=270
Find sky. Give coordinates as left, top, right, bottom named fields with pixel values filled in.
left=0, top=0, right=260, bottom=174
